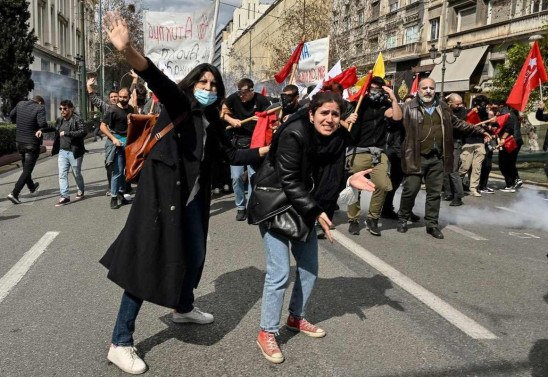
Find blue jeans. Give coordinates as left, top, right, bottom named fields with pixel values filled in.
left=230, top=164, right=255, bottom=210
left=111, top=195, right=206, bottom=345
left=58, top=149, right=84, bottom=198
left=259, top=225, right=318, bottom=332
left=111, top=147, right=126, bottom=196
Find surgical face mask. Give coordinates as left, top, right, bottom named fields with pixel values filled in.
left=194, top=89, right=218, bottom=106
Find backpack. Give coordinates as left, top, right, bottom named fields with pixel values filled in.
left=124, top=113, right=172, bottom=183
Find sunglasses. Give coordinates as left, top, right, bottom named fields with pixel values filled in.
left=59, top=107, right=70, bottom=111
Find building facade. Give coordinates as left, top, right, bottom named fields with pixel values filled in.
left=331, top=0, right=548, bottom=103
left=28, top=0, right=96, bottom=120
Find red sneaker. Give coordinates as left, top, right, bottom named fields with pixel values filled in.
left=286, top=315, right=326, bottom=338
left=256, top=330, right=284, bottom=363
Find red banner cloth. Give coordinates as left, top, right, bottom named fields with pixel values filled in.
left=274, top=41, right=305, bottom=84
left=348, top=72, right=372, bottom=102
left=466, top=109, right=482, bottom=124
left=507, top=41, right=548, bottom=111
left=323, top=66, right=358, bottom=89
left=250, top=110, right=278, bottom=148
left=494, top=113, right=510, bottom=136
left=410, top=74, right=419, bottom=96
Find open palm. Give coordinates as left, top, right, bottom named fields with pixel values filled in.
left=104, top=11, right=130, bottom=52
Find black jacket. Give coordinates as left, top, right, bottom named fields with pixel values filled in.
left=248, top=112, right=325, bottom=229
left=10, top=100, right=48, bottom=147
left=44, top=115, right=87, bottom=158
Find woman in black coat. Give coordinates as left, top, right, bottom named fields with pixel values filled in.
left=248, top=92, right=374, bottom=364
left=100, top=12, right=269, bottom=374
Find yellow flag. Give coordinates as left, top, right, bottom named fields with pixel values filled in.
left=372, top=52, right=385, bottom=79
left=355, top=75, right=369, bottom=88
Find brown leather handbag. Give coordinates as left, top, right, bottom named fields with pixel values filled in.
left=125, top=113, right=172, bottom=183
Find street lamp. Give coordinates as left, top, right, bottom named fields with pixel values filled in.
left=429, top=41, right=462, bottom=98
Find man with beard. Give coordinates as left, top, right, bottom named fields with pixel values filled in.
left=397, top=78, right=491, bottom=239
left=442, top=93, right=466, bottom=206
left=346, top=76, right=402, bottom=236
left=100, top=87, right=135, bottom=209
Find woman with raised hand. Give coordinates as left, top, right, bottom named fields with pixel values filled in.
left=248, top=91, right=375, bottom=363
left=99, top=11, right=269, bottom=374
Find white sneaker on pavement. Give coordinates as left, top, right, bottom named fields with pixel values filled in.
left=107, top=344, right=147, bottom=374
left=172, top=307, right=214, bottom=324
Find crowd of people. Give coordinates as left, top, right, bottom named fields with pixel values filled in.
left=4, top=11, right=548, bottom=375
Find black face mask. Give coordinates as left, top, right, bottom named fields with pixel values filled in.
left=368, top=89, right=387, bottom=104
left=119, top=99, right=129, bottom=107
left=280, top=93, right=297, bottom=114
left=478, top=106, right=488, bottom=121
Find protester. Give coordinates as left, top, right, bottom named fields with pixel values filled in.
left=535, top=100, right=548, bottom=199
left=99, top=12, right=270, bottom=374
left=7, top=96, right=48, bottom=204
left=442, top=93, right=466, bottom=206
left=346, top=76, right=402, bottom=236
left=382, top=94, right=421, bottom=222
left=397, top=78, right=491, bottom=239
left=459, top=95, right=490, bottom=198
left=497, top=102, right=523, bottom=192
left=478, top=106, right=498, bottom=194
left=100, top=87, right=134, bottom=209
left=40, top=100, right=86, bottom=206
left=222, top=78, right=270, bottom=221
left=248, top=91, right=375, bottom=364
left=87, top=78, right=119, bottom=196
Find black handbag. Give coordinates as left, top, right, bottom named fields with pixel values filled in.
left=247, top=149, right=313, bottom=242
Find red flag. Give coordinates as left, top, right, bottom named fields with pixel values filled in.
left=348, top=72, right=372, bottom=102
left=323, top=66, right=358, bottom=89
left=494, top=113, right=510, bottom=135
left=410, top=74, right=419, bottom=96
left=274, top=40, right=305, bottom=84
left=466, top=109, right=482, bottom=124
left=261, top=87, right=267, bottom=96
left=507, top=41, right=548, bottom=111
left=250, top=110, right=278, bottom=148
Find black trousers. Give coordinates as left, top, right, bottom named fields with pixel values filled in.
left=383, top=153, right=404, bottom=214
left=13, top=143, right=40, bottom=196
left=498, top=145, right=521, bottom=187
left=399, top=156, right=444, bottom=229
left=479, top=147, right=493, bottom=190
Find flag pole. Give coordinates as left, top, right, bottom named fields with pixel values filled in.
left=540, top=78, right=544, bottom=102
left=288, top=63, right=298, bottom=85
left=347, top=70, right=372, bottom=132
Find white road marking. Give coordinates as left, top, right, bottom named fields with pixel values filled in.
left=508, top=232, right=540, bottom=239
left=331, top=230, right=498, bottom=339
left=495, top=206, right=517, bottom=213
left=0, top=231, right=59, bottom=304
left=445, top=225, right=488, bottom=241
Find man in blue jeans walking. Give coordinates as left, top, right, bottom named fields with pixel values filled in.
left=100, top=88, right=134, bottom=209
left=43, top=100, right=87, bottom=206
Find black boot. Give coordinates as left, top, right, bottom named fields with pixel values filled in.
left=365, top=218, right=381, bottom=236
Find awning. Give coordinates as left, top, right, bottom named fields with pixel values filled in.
left=428, top=45, right=488, bottom=92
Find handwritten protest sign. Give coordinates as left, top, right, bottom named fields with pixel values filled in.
left=144, top=7, right=214, bottom=82
left=296, top=37, right=330, bottom=87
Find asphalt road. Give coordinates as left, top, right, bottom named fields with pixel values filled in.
left=0, top=140, right=547, bottom=377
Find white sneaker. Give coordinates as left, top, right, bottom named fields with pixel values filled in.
left=172, top=307, right=214, bottom=324
left=500, top=186, right=516, bottom=193
left=107, top=344, right=147, bottom=374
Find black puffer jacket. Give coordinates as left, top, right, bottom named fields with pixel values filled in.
left=248, top=112, right=324, bottom=227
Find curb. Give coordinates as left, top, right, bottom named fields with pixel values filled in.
left=0, top=136, right=97, bottom=176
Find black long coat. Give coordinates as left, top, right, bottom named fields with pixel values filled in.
left=100, top=61, right=260, bottom=308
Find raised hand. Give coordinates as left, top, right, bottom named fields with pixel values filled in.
left=104, top=11, right=130, bottom=52
left=349, top=169, right=376, bottom=192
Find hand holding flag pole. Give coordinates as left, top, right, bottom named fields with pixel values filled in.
left=226, top=106, right=282, bottom=130
left=347, top=71, right=372, bottom=133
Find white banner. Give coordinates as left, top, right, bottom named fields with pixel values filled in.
left=143, top=7, right=214, bottom=82
left=295, top=37, right=330, bottom=87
